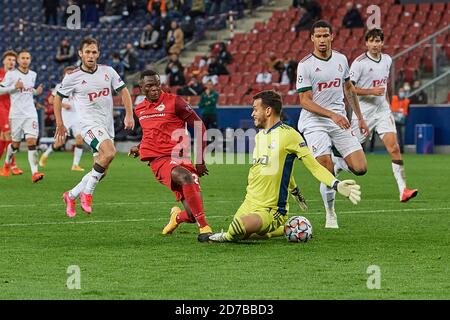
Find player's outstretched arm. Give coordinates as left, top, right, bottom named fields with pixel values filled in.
left=120, top=87, right=135, bottom=130
left=53, top=94, right=68, bottom=145
left=301, top=153, right=361, bottom=204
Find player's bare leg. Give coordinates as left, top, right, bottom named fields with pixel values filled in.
left=80, top=139, right=115, bottom=214
left=170, top=166, right=212, bottom=242
left=26, top=137, right=44, bottom=183
left=382, top=132, right=418, bottom=202
left=317, top=154, right=340, bottom=229
left=71, top=134, right=85, bottom=171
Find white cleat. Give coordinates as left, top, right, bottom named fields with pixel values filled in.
left=208, top=232, right=229, bottom=243
left=325, top=210, right=339, bottom=229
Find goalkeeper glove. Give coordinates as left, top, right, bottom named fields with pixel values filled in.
left=333, top=179, right=361, bottom=205
left=290, top=186, right=308, bottom=211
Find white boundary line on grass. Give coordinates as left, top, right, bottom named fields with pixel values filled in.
left=0, top=207, right=448, bottom=228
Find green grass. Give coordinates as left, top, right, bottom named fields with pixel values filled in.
left=0, top=152, right=449, bottom=299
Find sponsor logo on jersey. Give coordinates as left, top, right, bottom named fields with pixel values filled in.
left=338, top=64, right=343, bottom=72
left=317, top=78, right=341, bottom=92
left=253, top=155, right=269, bottom=165
left=87, top=130, right=95, bottom=140
left=155, top=103, right=166, bottom=112
left=87, top=88, right=110, bottom=101
left=372, top=76, right=388, bottom=87
left=297, top=75, right=303, bottom=83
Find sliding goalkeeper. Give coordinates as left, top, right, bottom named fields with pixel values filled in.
left=209, top=91, right=361, bottom=243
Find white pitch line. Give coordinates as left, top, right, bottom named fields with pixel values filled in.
left=0, top=207, right=448, bottom=228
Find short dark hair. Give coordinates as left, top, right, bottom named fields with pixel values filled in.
left=79, top=37, right=99, bottom=51
left=310, top=20, right=333, bottom=36
left=2, top=50, right=17, bottom=61
left=365, top=28, right=384, bottom=42
left=140, top=69, right=160, bottom=80
left=17, top=49, right=30, bottom=56
left=253, top=90, right=282, bottom=115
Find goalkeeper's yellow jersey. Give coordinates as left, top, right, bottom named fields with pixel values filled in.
left=245, top=121, right=335, bottom=214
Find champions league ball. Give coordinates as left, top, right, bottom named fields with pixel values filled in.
left=284, top=216, right=313, bottom=243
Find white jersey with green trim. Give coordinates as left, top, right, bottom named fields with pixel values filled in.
left=350, top=52, right=392, bottom=116
left=296, top=50, right=350, bottom=132
left=56, top=64, right=125, bottom=136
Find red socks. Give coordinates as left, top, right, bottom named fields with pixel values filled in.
left=176, top=210, right=196, bottom=224
left=0, top=140, right=5, bottom=159
left=181, top=183, right=209, bottom=228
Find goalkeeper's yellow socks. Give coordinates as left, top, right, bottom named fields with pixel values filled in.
left=226, top=217, right=246, bottom=241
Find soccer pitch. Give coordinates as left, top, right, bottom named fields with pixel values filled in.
left=0, top=152, right=449, bottom=299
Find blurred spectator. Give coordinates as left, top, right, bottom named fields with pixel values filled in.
left=177, top=74, right=205, bottom=96
left=55, top=38, right=76, bottom=64
left=266, top=52, right=285, bottom=83
left=190, top=0, right=206, bottom=18
left=216, top=42, right=233, bottom=65
left=256, top=67, right=273, bottom=84
left=139, top=24, right=162, bottom=50
left=110, top=53, right=125, bottom=79
left=198, top=80, right=219, bottom=129
left=170, top=0, right=191, bottom=16
left=207, top=0, right=228, bottom=16
left=99, top=0, right=122, bottom=23
left=180, top=16, right=196, bottom=41
left=165, top=54, right=186, bottom=86
left=147, top=0, right=167, bottom=19
left=120, top=43, right=138, bottom=74
left=285, top=58, right=298, bottom=89
left=342, top=1, right=364, bottom=29
left=202, top=56, right=228, bottom=85
left=81, top=0, right=100, bottom=26
left=409, top=80, right=428, bottom=104
left=390, top=87, right=410, bottom=153
left=43, top=0, right=60, bottom=25
left=293, top=0, right=322, bottom=32
left=166, top=21, right=185, bottom=55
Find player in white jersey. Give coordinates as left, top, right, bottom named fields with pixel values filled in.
left=350, top=28, right=418, bottom=202
left=39, top=66, right=85, bottom=171
left=0, top=50, right=44, bottom=183
left=54, top=38, right=135, bottom=217
left=296, top=21, right=369, bottom=229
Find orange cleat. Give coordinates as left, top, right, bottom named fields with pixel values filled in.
left=401, top=188, right=418, bottom=202
left=11, top=166, right=24, bottom=175
left=32, top=172, right=44, bottom=183
left=2, top=163, right=11, bottom=176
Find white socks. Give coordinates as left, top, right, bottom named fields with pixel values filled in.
left=83, top=167, right=105, bottom=195
left=392, top=162, right=406, bottom=193
left=43, top=144, right=55, bottom=157
left=69, top=172, right=91, bottom=199
left=73, top=147, right=83, bottom=166
left=5, top=144, right=16, bottom=164
left=320, top=182, right=336, bottom=215
left=28, top=149, right=38, bottom=174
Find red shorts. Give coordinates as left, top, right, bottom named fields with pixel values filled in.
left=149, top=156, right=199, bottom=201
left=0, top=109, right=10, bottom=133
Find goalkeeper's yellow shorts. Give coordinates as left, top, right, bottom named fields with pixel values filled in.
left=234, top=200, right=288, bottom=235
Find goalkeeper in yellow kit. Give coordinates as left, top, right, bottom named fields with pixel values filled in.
left=208, top=91, right=361, bottom=242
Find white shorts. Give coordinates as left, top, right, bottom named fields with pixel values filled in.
left=10, top=117, right=39, bottom=142
left=83, top=126, right=114, bottom=156
left=303, top=125, right=362, bottom=158
left=62, top=113, right=82, bottom=137
left=352, top=112, right=396, bottom=144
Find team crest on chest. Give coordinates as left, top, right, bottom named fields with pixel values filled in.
left=155, top=103, right=166, bottom=112
left=104, top=74, right=109, bottom=81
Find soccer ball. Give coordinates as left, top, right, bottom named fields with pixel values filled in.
left=284, top=216, right=313, bottom=243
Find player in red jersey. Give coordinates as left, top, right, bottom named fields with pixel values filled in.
left=128, top=70, right=213, bottom=242
left=0, top=50, right=23, bottom=175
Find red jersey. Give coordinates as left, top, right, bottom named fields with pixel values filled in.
left=135, top=92, right=205, bottom=161
left=0, top=68, right=11, bottom=112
